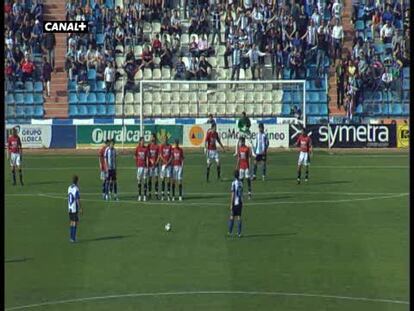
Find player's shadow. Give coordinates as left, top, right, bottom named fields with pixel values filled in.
left=5, top=257, right=34, bottom=264
left=241, top=232, right=297, bottom=239
left=79, top=234, right=133, bottom=244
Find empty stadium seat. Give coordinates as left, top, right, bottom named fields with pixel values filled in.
left=24, top=93, right=34, bottom=104
left=34, top=82, right=43, bottom=92
left=6, top=94, right=14, bottom=105
left=78, top=93, right=88, bottom=104
left=282, top=104, right=291, bottom=115
left=24, top=81, right=34, bottom=92
left=88, top=93, right=97, bottom=104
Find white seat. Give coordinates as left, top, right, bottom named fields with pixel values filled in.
left=143, top=104, right=153, bottom=117
left=115, top=93, right=123, bottom=104
left=272, top=103, right=282, bottom=115
left=273, top=90, right=283, bottom=102
left=217, top=57, right=225, bottom=68
left=134, top=45, right=143, bottom=58
left=143, top=92, right=152, bottom=105
left=217, top=45, right=226, bottom=56
left=180, top=83, right=190, bottom=91
left=171, top=92, right=180, bottom=103
left=125, top=105, right=135, bottom=116
left=199, top=102, right=208, bottom=115
left=235, top=92, right=245, bottom=103
left=180, top=92, right=189, bottom=104
left=153, top=104, right=162, bottom=116
left=209, top=104, right=218, bottom=115
left=226, top=103, right=236, bottom=116
left=181, top=34, right=189, bottom=45
left=143, top=68, right=152, bottom=80
left=189, top=103, right=198, bottom=116
left=180, top=103, right=189, bottom=116
left=207, top=92, right=217, bottom=103
left=253, top=92, right=263, bottom=103
left=134, top=70, right=143, bottom=80
left=152, top=92, right=162, bottom=104
left=133, top=104, right=141, bottom=115
left=216, top=104, right=226, bottom=116
left=244, top=69, right=252, bottom=80
left=153, top=57, right=161, bottom=66
left=161, top=83, right=171, bottom=91
left=263, top=104, right=272, bottom=115
left=115, top=80, right=123, bottom=92
left=235, top=103, right=245, bottom=114
left=143, top=22, right=152, bottom=33
left=115, top=56, right=125, bottom=68
left=133, top=92, right=140, bottom=104
left=189, top=92, right=198, bottom=104
left=255, top=104, right=263, bottom=115
left=263, top=92, right=272, bottom=104
left=115, top=45, right=124, bottom=54
left=171, top=83, right=180, bottom=91
left=264, top=83, right=273, bottom=91
left=115, top=0, right=123, bottom=8
left=245, top=103, right=254, bottom=115
left=208, top=57, right=217, bottom=67
left=226, top=92, right=236, bottom=104
left=239, top=69, right=246, bottom=80
left=245, top=83, right=254, bottom=91
left=153, top=68, right=161, bottom=79
left=216, top=68, right=228, bottom=80
left=115, top=104, right=123, bottom=116
left=199, top=93, right=208, bottom=104
left=125, top=92, right=134, bottom=104
left=216, top=92, right=226, bottom=104
left=161, top=92, right=171, bottom=104
left=169, top=104, right=179, bottom=116
left=245, top=92, right=254, bottom=103
left=199, top=83, right=208, bottom=91
left=161, top=68, right=171, bottom=80
left=152, top=22, right=161, bottom=33
left=254, top=84, right=264, bottom=91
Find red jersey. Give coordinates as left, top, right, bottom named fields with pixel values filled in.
left=98, top=146, right=108, bottom=170
left=147, top=143, right=159, bottom=167
left=238, top=145, right=250, bottom=169
left=172, top=147, right=184, bottom=166
left=7, top=135, right=22, bottom=154
left=205, top=130, right=220, bottom=150
left=159, top=144, right=172, bottom=165
left=135, top=145, right=148, bottom=167
left=296, top=135, right=312, bottom=152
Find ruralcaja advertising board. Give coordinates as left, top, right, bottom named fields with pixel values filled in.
left=289, top=124, right=397, bottom=148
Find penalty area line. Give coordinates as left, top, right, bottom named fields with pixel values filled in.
left=5, top=290, right=409, bottom=310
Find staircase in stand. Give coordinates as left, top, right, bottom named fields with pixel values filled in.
left=328, top=0, right=355, bottom=116
left=43, top=0, right=68, bottom=118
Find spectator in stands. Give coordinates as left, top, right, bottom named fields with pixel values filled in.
left=187, top=56, right=199, bottom=80
left=21, top=19, right=32, bottom=51
left=42, top=32, right=56, bottom=70
left=245, top=44, right=267, bottom=80
left=223, top=41, right=232, bottom=69
left=76, top=69, right=90, bottom=95
left=288, top=47, right=303, bottom=79
left=230, top=44, right=241, bottom=80
left=115, top=25, right=125, bottom=48
left=86, top=44, right=98, bottom=70
left=31, top=19, right=42, bottom=53
left=13, top=46, right=24, bottom=65
left=174, top=55, right=187, bottom=80
left=42, top=56, right=52, bottom=97
left=104, top=62, right=115, bottom=92
left=315, top=24, right=327, bottom=76
left=188, top=7, right=199, bottom=36
left=332, top=0, right=343, bottom=21
left=198, top=34, right=214, bottom=57
left=151, top=33, right=162, bottom=56
left=21, top=55, right=35, bottom=82
left=198, top=8, right=210, bottom=37
left=5, top=59, right=15, bottom=93
left=210, top=5, right=222, bottom=45
left=371, top=9, right=381, bottom=39
left=336, top=58, right=345, bottom=109
left=290, top=105, right=302, bottom=120
left=170, top=9, right=182, bottom=36
left=159, top=42, right=173, bottom=69
left=198, top=55, right=212, bottom=80
left=331, top=18, right=344, bottom=64
left=380, top=20, right=394, bottom=44
left=271, top=43, right=284, bottom=79
left=189, top=35, right=199, bottom=57
left=139, top=46, right=154, bottom=70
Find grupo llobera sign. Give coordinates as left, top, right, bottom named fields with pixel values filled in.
left=5, top=125, right=52, bottom=148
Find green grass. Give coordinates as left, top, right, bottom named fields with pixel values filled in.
left=5, top=150, right=409, bottom=311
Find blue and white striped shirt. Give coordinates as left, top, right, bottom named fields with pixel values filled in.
left=68, top=184, right=80, bottom=213
left=231, top=179, right=243, bottom=206
left=104, top=146, right=117, bottom=170
left=254, top=132, right=269, bottom=155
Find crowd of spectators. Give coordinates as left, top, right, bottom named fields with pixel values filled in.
left=335, top=0, right=409, bottom=119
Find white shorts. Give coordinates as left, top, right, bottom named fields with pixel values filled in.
left=148, top=166, right=159, bottom=177
left=10, top=152, right=21, bottom=167
left=100, top=170, right=108, bottom=181
left=172, top=165, right=183, bottom=181
left=298, top=151, right=309, bottom=166
left=206, top=150, right=220, bottom=165
left=239, top=168, right=250, bottom=179
left=160, top=164, right=172, bottom=179
left=136, top=167, right=148, bottom=180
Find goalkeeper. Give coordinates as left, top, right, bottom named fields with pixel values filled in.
left=235, top=112, right=252, bottom=156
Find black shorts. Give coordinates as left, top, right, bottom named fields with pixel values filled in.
left=255, top=154, right=266, bottom=162
left=69, top=212, right=79, bottom=222
left=232, top=204, right=242, bottom=217
left=108, top=169, right=117, bottom=180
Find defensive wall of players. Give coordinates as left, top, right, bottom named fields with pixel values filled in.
left=5, top=123, right=409, bottom=149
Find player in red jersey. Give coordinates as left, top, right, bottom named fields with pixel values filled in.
left=171, top=139, right=184, bottom=201
left=135, top=137, right=149, bottom=201
left=204, top=123, right=225, bottom=182
left=236, top=137, right=252, bottom=199
left=296, top=128, right=312, bottom=184
left=98, top=139, right=110, bottom=199
left=158, top=135, right=173, bottom=201
left=7, top=127, right=23, bottom=186
left=147, top=133, right=160, bottom=200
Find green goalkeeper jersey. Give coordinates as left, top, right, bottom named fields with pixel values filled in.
left=238, top=117, right=251, bottom=134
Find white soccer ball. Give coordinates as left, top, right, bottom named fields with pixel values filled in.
left=165, top=223, right=172, bottom=232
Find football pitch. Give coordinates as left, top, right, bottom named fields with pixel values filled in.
left=5, top=150, right=409, bottom=311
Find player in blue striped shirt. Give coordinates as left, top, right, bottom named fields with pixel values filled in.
left=252, top=123, right=269, bottom=181
left=68, top=175, right=82, bottom=243
left=104, top=139, right=118, bottom=200
left=228, top=170, right=244, bottom=238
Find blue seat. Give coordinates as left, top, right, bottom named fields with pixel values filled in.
left=403, top=79, right=409, bottom=90
left=78, top=93, right=88, bottom=104
left=69, top=93, right=78, bottom=104
left=25, top=106, right=34, bottom=117
left=34, top=81, right=43, bottom=92
left=402, top=67, right=409, bottom=79
left=87, top=105, right=98, bottom=116
left=283, top=92, right=292, bottom=102
left=6, top=94, right=14, bottom=105
left=309, top=92, right=319, bottom=103
left=97, top=105, right=106, bottom=115
left=34, top=106, right=43, bottom=117
left=107, top=92, right=115, bottom=104
left=306, top=68, right=316, bottom=78
left=87, top=93, right=97, bottom=104
left=355, top=104, right=363, bottom=114
left=319, top=104, right=328, bottom=115
left=69, top=105, right=78, bottom=116
left=402, top=104, right=409, bottom=115
left=292, top=93, right=301, bottom=103
left=16, top=106, right=25, bottom=117
left=89, top=81, right=97, bottom=92
left=7, top=106, right=15, bottom=117
left=107, top=105, right=115, bottom=115
left=78, top=105, right=88, bottom=116
left=24, top=93, right=34, bottom=104
left=372, top=91, right=382, bottom=101
left=96, top=33, right=104, bottom=45
left=319, top=92, right=327, bottom=103
left=68, top=80, right=77, bottom=91
left=96, top=81, right=105, bottom=92
left=105, top=0, right=114, bottom=9
left=355, top=20, right=365, bottom=31
left=391, top=104, right=402, bottom=115
left=15, top=93, right=24, bottom=105
left=88, top=69, right=97, bottom=80
left=96, top=92, right=106, bottom=103
left=25, top=81, right=34, bottom=92
left=282, top=104, right=291, bottom=115
left=33, top=94, right=43, bottom=104
left=374, top=43, right=385, bottom=54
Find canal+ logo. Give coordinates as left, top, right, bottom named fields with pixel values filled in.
left=43, top=21, right=88, bottom=33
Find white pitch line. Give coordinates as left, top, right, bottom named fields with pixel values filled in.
left=5, top=290, right=409, bottom=310
left=24, top=193, right=408, bottom=207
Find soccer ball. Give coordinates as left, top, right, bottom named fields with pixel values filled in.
left=165, top=223, right=171, bottom=232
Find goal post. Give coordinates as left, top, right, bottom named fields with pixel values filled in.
left=138, top=80, right=306, bottom=133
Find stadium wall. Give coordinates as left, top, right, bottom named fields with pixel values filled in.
left=5, top=123, right=406, bottom=149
